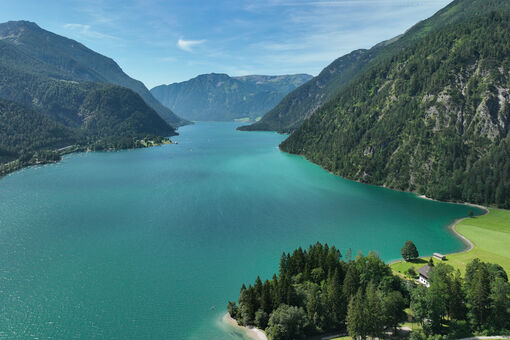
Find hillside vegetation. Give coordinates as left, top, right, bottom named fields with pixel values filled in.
left=0, top=21, right=187, bottom=127
left=242, top=0, right=510, bottom=133
left=229, top=243, right=510, bottom=340
left=281, top=12, right=510, bottom=208
left=0, top=21, right=177, bottom=175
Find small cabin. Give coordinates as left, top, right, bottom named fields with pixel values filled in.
left=433, top=253, right=446, bottom=261
left=418, top=265, right=431, bottom=287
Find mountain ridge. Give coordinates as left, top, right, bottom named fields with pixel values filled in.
left=241, top=0, right=510, bottom=133
left=0, top=20, right=188, bottom=127
left=281, top=10, right=510, bottom=208
left=0, top=20, right=177, bottom=176
left=150, top=73, right=312, bottom=122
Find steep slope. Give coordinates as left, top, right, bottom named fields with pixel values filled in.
left=242, top=0, right=510, bottom=133
left=0, top=41, right=174, bottom=138
left=0, top=22, right=177, bottom=175
left=0, top=98, right=76, bottom=161
left=150, top=73, right=311, bottom=121
left=240, top=49, right=374, bottom=132
left=281, top=12, right=510, bottom=208
left=0, top=20, right=188, bottom=127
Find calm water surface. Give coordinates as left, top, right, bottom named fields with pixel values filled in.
left=0, top=122, right=481, bottom=339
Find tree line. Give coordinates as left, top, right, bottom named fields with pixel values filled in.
left=228, top=242, right=510, bottom=340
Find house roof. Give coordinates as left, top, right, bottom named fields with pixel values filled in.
left=418, top=265, right=431, bottom=279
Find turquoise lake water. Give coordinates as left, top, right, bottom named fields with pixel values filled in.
left=0, top=122, right=481, bottom=339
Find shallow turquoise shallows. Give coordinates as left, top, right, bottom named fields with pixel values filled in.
left=0, top=122, right=482, bottom=339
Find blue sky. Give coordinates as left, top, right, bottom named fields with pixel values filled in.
left=1, top=0, right=452, bottom=88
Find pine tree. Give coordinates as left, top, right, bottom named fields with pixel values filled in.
left=343, top=264, right=360, bottom=300
left=365, top=282, right=384, bottom=338
left=448, top=270, right=466, bottom=321
left=326, top=268, right=346, bottom=328
left=468, top=264, right=491, bottom=329
left=490, top=277, right=510, bottom=331
left=347, top=288, right=367, bottom=339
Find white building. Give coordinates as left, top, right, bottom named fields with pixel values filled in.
left=418, top=265, right=431, bottom=287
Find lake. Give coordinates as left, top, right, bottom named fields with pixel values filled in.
left=0, top=122, right=481, bottom=339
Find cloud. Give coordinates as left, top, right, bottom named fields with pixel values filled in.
left=63, top=23, right=118, bottom=40
left=177, top=38, right=206, bottom=52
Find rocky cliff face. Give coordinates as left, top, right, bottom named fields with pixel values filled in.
left=281, top=13, right=510, bottom=208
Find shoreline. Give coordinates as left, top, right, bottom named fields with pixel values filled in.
left=390, top=196, right=492, bottom=268
left=0, top=138, right=173, bottom=179
left=419, top=194, right=489, bottom=256
left=222, top=313, right=268, bottom=340
left=388, top=196, right=490, bottom=266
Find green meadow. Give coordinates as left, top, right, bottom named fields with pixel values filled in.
left=391, top=208, right=510, bottom=275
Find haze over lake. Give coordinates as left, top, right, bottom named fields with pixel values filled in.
left=0, top=122, right=480, bottom=339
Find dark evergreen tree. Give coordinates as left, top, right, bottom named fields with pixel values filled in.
left=346, top=288, right=367, bottom=339
left=468, top=264, right=492, bottom=329
left=401, top=240, right=419, bottom=262
left=343, top=264, right=360, bottom=300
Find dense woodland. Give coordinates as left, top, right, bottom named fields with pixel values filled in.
left=0, top=21, right=178, bottom=175
left=281, top=12, right=510, bottom=208
left=228, top=243, right=510, bottom=340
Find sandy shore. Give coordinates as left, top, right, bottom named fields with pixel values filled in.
left=223, top=313, right=268, bottom=340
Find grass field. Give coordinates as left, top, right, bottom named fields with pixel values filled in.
left=390, top=208, right=510, bottom=275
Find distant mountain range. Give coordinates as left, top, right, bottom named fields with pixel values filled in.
left=243, top=0, right=510, bottom=208
left=0, top=21, right=186, bottom=174
left=150, top=73, right=312, bottom=122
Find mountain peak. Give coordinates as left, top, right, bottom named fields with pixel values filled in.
left=0, top=20, right=41, bottom=37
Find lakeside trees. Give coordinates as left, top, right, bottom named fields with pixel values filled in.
left=410, top=260, right=510, bottom=338
left=228, top=243, right=408, bottom=340
left=401, top=241, right=419, bottom=262
left=228, top=243, right=510, bottom=340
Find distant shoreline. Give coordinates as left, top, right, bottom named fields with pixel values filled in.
left=0, top=138, right=173, bottom=179
left=222, top=313, right=268, bottom=340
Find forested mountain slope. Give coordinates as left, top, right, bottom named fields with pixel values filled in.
left=281, top=13, right=510, bottom=208
left=0, top=99, right=76, bottom=163
left=150, top=73, right=311, bottom=121
left=239, top=49, right=375, bottom=132
left=0, top=21, right=176, bottom=175
left=242, top=0, right=510, bottom=133
left=0, top=21, right=188, bottom=127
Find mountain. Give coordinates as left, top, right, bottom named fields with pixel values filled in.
left=150, top=73, right=312, bottom=122
left=0, top=98, right=76, bottom=164
left=0, top=21, right=177, bottom=174
left=241, top=0, right=510, bottom=133
left=0, top=21, right=188, bottom=127
left=239, top=50, right=375, bottom=132
left=281, top=10, right=510, bottom=208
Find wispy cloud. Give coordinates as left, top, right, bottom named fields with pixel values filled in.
left=63, top=23, right=118, bottom=40
left=177, top=38, right=206, bottom=52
